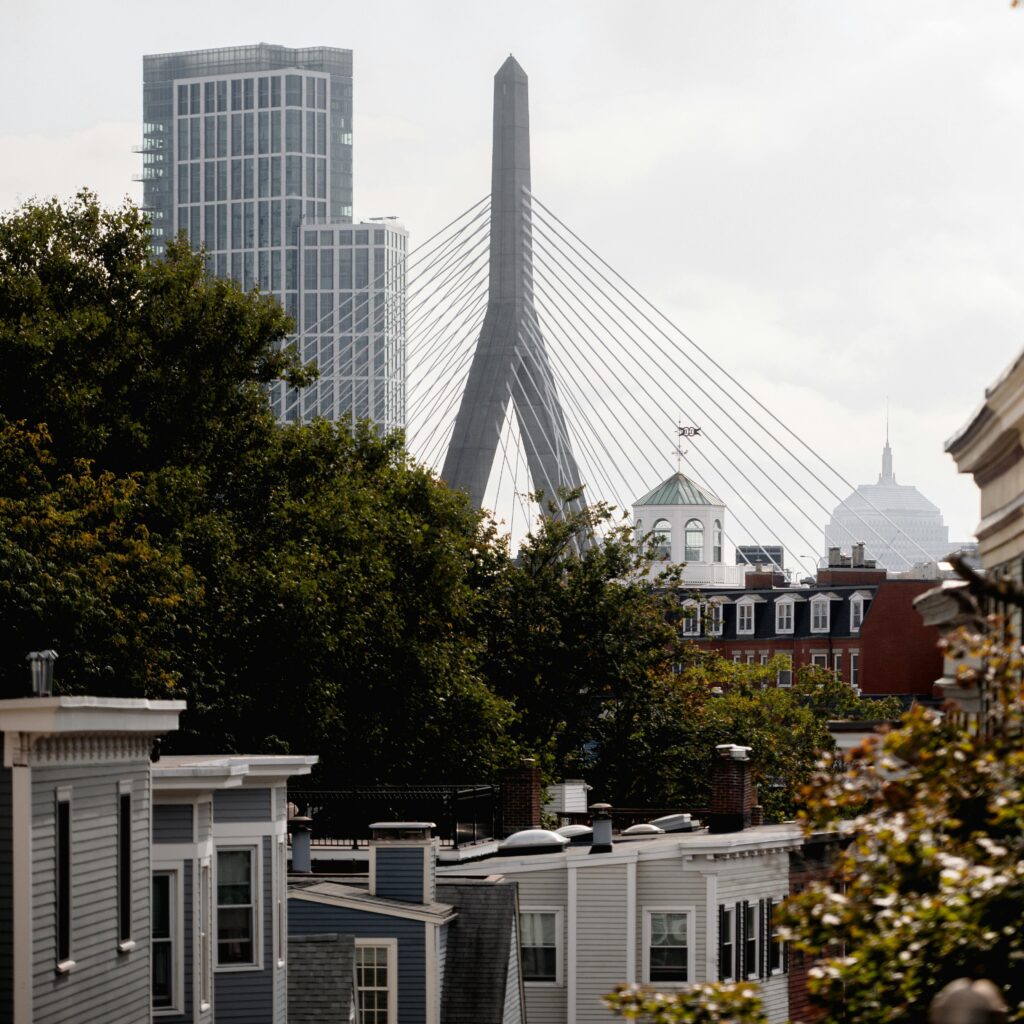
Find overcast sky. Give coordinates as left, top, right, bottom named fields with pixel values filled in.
left=2, top=1, right=1022, bottom=549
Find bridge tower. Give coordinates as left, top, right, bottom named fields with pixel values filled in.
left=441, top=56, right=583, bottom=510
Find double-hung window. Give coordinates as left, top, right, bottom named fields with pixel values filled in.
left=644, top=908, right=692, bottom=984
left=681, top=600, right=700, bottom=637
left=708, top=602, right=723, bottom=636
left=737, top=601, right=755, bottom=635
left=217, top=848, right=256, bottom=966
left=850, top=650, right=860, bottom=688
left=520, top=909, right=562, bottom=984
left=766, top=898, right=785, bottom=974
left=355, top=939, right=398, bottom=1023
left=742, top=901, right=758, bottom=979
left=851, top=596, right=864, bottom=631
left=775, top=600, right=794, bottom=634
left=811, top=598, right=830, bottom=633
left=718, top=905, right=735, bottom=981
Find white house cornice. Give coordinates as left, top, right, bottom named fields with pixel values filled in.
left=4, top=731, right=161, bottom=768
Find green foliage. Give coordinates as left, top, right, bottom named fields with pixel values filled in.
left=781, top=624, right=1024, bottom=1024
left=791, top=664, right=903, bottom=721
left=603, top=981, right=768, bottom=1024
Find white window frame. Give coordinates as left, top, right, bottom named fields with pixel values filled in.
left=681, top=599, right=701, bottom=637
left=520, top=906, right=564, bottom=987
left=719, top=904, right=735, bottom=981
left=215, top=844, right=263, bottom=972
left=355, top=937, right=398, bottom=1024
left=850, top=596, right=864, bottom=632
left=810, top=597, right=830, bottom=633
left=684, top=518, right=705, bottom=562
left=833, top=651, right=842, bottom=676
left=708, top=602, right=723, bottom=636
left=198, top=857, right=212, bottom=1011
left=767, top=898, right=786, bottom=976
left=850, top=649, right=860, bottom=688
left=152, top=868, right=184, bottom=1015
left=642, top=906, right=695, bottom=987
left=741, top=901, right=758, bottom=980
left=775, top=599, right=794, bottom=634
left=274, top=836, right=287, bottom=968
left=732, top=652, right=742, bottom=664
left=811, top=653, right=828, bottom=669
left=776, top=655, right=793, bottom=688
left=737, top=600, right=755, bottom=635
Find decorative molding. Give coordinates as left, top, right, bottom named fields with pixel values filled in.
left=21, top=732, right=158, bottom=766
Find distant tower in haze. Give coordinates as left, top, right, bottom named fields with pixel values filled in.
left=140, top=44, right=407, bottom=432
left=823, top=437, right=951, bottom=571
left=442, top=56, right=582, bottom=509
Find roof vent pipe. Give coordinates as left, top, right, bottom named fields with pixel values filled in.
left=589, top=803, right=613, bottom=853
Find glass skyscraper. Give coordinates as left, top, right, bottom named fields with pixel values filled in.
left=141, top=44, right=406, bottom=432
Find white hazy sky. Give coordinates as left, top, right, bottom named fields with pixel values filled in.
left=2, top=1, right=1022, bottom=550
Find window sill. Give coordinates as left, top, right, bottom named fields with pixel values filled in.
left=216, top=962, right=262, bottom=973
left=55, top=959, right=76, bottom=975
left=524, top=979, right=563, bottom=988
left=118, top=939, right=137, bottom=954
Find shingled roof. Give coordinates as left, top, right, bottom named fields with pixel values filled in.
left=438, top=878, right=523, bottom=1024
left=287, top=933, right=355, bottom=1024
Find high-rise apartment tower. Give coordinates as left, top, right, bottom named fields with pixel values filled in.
left=141, top=44, right=406, bottom=431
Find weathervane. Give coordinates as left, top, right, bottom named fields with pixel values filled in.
left=673, top=419, right=702, bottom=471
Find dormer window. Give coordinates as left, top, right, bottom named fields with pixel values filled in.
left=708, top=602, right=724, bottom=636
left=737, top=599, right=755, bottom=635
left=810, top=597, right=830, bottom=633
left=775, top=599, right=794, bottom=634
left=851, top=595, right=865, bottom=632
left=684, top=519, right=704, bottom=562
left=681, top=600, right=700, bottom=637
left=652, top=519, right=672, bottom=561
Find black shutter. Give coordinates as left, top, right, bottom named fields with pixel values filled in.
left=783, top=906, right=790, bottom=974
left=718, top=904, right=727, bottom=981
left=737, top=901, right=745, bottom=979
left=758, top=899, right=767, bottom=979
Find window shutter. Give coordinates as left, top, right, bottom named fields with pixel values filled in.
left=718, top=904, right=727, bottom=981
left=735, top=901, right=743, bottom=980
left=758, top=899, right=767, bottom=978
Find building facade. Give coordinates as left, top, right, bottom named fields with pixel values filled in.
left=822, top=440, right=951, bottom=572
left=141, top=45, right=407, bottom=433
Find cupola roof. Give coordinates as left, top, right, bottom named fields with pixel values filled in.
left=634, top=472, right=722, bottom=508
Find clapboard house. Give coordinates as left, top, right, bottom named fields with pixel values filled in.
left=150, top=753, right=317, bottom=1024
left=0, top=695, right=184, bottom=1024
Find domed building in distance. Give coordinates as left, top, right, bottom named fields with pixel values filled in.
left=633, top=471, right=747, bottom=586
left=822, top=439, right=951, bottom=572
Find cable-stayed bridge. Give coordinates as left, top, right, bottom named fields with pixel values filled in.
left=397, top=58, right=939, bottom=575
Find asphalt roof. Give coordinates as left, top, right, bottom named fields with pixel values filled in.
left=287, top=933, right=355, bottom=1024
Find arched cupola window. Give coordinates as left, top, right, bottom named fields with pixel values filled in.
left=713, top=520, right=723, bottom=563
left=684, top=519, right=704, bottom=562
left=652, top=519, right=671, bottom=560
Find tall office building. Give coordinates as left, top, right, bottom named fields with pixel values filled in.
left=141, top=44, right=406, bottom=431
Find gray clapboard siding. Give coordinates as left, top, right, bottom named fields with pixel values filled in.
left=635, top=860, right=708, bottom=983
left=576, top=864, right=628, bottom=1022
left=154, top=804, right=194, bottom=843
left=516, top=869, right=567, bottom=1024
left=289, top=898, right=428, bottom=1024
left=213, top=788, right=272, bottom=823
left=31, top=761, right=152, bottom=1024
left=214, top=835, right=276, bottom=1024
left=0, top=738, right=12, bottom=1024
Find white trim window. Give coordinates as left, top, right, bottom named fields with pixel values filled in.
left=810, top=597, right=830, bottom=633
left=216, top=846, right=259, bottom=968
left=708, top=602, right=724, bottom=636
left=681, top=599, right=701, bottom=637
left=275, top=836, right=287, bottom=968
left=850, top=649, right=861, bottom=688
left=355, top=938, right=398, bottom=1024
left=833, top=652, right=842, bottom=676
left=520, top=908, right=563, bottom=985
left=718, top=904, right=735, bottom=981
left=737, top=600, right=755, bottom=635
left=152, top=870, right=180, bottom=1012
left=199, top=859, right=212, bottom=1010
left=713, top=519, right=723, bottom=563
left=741, top=901, right=758, bottom=979
left=684, top=518, right=704, bottom=562
left=652, top=519, right=672, bottom=561
left=850, top=596, right=865, bottom=632
left=775, top=599, right=794, bottom=634
left=811, top=653, right=828, bottom=669
left=643, top=907, right=694, bottom=984
left=776, top=655, right=793, bottom=688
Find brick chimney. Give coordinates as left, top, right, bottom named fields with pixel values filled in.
left=708, top=744, right=757, bottom=833
left=500, top=757, right=542, bottom=837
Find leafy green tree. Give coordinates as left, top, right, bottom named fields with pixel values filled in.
left=0, top=192, right=512, bottom=784
left=603, top=981, right=768, bottom=1024
left=781, top=622, right=1024, bottom=1023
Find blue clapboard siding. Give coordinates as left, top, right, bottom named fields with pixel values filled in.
left=213, top=788, right=272, bottom=823
left=215, top=836, right=275, bottom=1023
left=31, top=761, right=152, bottom=1024
left=375, top=848, right=426, bottom=903
left=0, top=736, right=11, bottom=1024
left=289, top=898, right=428, bottom=1024
left=153, top=804, right=194, bottom=843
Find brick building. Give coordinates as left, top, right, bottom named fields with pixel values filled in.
left=677, top=548, right=943, bottom=702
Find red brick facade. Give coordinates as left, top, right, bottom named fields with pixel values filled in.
left=499, top=758, right=542, bottom=836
